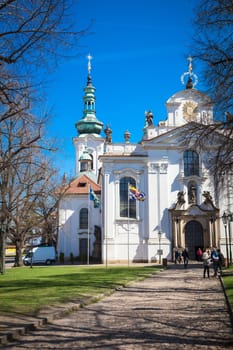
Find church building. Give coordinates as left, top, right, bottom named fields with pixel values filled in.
left=57, top=56, right=232, bottom=264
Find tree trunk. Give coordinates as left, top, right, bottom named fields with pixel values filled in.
left=14, top=240, right=23, bottom=267
left=0, top=230, right=6, bottom=274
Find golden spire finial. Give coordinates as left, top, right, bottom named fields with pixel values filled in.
left=87, top=54, right=93, bottom=75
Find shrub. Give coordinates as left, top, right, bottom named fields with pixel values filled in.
left=70, top=252, right=74, bottom=264
left=59, top=252, right=64, bottom=263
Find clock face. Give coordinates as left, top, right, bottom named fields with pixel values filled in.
left=183, top=101, right=198, bottom=121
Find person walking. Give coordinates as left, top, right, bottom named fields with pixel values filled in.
left=202, top=249, right=211, bottom=278
left=182, top=248, right=189, bottom=269
left=175, top=249, right=182, bottom=264
left=211, top=248, right=219, bottom=277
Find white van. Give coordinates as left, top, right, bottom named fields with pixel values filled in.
left=23, top=246, right=56, bottom=266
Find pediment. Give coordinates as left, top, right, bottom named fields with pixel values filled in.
left=188, top=205, right=206, bottom=216
left=187, top=203, right=219, bottom=215
left=170, top=203, right=219, bottom=216
left=141, top=123, right=227, bottom=149
left=141, top=125, right=190, bottom=148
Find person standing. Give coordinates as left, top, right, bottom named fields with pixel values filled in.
left=182, top=248, right=189, bottom=269
left=217, top=249, right=225, bottom=273
left=196, top=247, right=203, bottom=262
left=202, top=249, right=211, bottom=278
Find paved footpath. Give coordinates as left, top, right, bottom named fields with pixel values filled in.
left=2, top=264, right=233, bottom=349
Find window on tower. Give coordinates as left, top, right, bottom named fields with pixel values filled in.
left=120, top=177, right=136, bottom=218
left=80, top=162, right=88, bottom=172
left=183, top=150, right=199, bottom=177
left=90, top=154, right=93, bottom=169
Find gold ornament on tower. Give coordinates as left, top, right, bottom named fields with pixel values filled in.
left=182, top=101, right=198, bottom=121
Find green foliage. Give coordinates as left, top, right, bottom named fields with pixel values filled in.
left=0, top=265, right=159, bottom=316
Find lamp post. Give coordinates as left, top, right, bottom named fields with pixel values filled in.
left=228, top=213, right=232, bottom=265
left=222, top=212, right=229, bottom=268
left=158, top=231, right=162, bottom=264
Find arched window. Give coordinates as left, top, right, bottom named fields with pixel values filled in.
left=183, top=150, right=199, bottom=177
left=79, top=208, right=88, bottom=229
left=120, top=177, right=136, bottom=218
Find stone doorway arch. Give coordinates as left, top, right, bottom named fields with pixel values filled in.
left=185, top=220, right=204, bottom=260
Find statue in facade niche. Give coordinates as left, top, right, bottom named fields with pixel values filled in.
left=188, top=185, right=196, bottom=204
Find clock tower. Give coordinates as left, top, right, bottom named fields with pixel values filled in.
left=165, top=57, right=214, bottom=127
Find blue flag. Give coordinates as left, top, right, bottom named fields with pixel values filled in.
left=90, top=187, right=97, bottom=201
left=90, top=187, right=100, bottom=208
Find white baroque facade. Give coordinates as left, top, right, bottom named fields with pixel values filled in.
left=57, top=58, right=232, bottom=264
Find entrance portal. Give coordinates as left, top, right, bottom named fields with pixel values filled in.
left=185, top=220, right=203, bottom=260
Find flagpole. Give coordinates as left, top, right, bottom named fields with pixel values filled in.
left=87, top=184, right=90, bottom=265
left=105, top=180, right=108, bottom=270
left=128, top=183, right=130, bottom=267
left=103, top=173, right=109, bottom=269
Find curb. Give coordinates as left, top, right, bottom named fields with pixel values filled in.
left=0, top=319, right=46, bottom=346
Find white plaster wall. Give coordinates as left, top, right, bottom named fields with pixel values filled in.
left=57, top=195, right=101, bottom=259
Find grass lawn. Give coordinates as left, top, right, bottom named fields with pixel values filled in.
left=0, top=265, right=160, bottom=316
left=222, top=266, right=233, bottom=311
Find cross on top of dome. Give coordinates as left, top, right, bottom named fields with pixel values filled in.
left=181, top=56, right=198, bottom=89
left=87, top=54, right=93, bottom=75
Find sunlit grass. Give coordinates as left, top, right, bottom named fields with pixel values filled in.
left=222, top=266, right=233, bottom=310
left=0, top=265, right=160, bottom=316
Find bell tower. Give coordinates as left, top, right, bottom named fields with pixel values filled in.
left=73, top=55, right=105, bottom=179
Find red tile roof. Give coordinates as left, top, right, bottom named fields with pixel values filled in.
left=63, top=174, right=101, bottom=195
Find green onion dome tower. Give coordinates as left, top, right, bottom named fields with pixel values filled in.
left=75, top=54, right=104, bottom=136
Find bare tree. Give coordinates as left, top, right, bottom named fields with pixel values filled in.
left=0, top=0, right=87, bottom=126
left=0, top=0, right=87, bottom=272
left=0, top=0, right=86, bottom=70
left=193, top=0, right=233, bottom=117
left=8, top=158, right=60, bottom=267
left=183, top=0, right=233, bottom=183
left=0, top=108, right=66, bottom=268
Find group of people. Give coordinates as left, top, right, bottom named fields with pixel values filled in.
left=201, top=247, right=225, bottom=278
left=174, top=248, right=189, bottom=268
left=174, top=246, right=225, bottom=277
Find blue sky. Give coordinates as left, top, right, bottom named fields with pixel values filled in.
left=45, top=0, right=201, bottom=177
